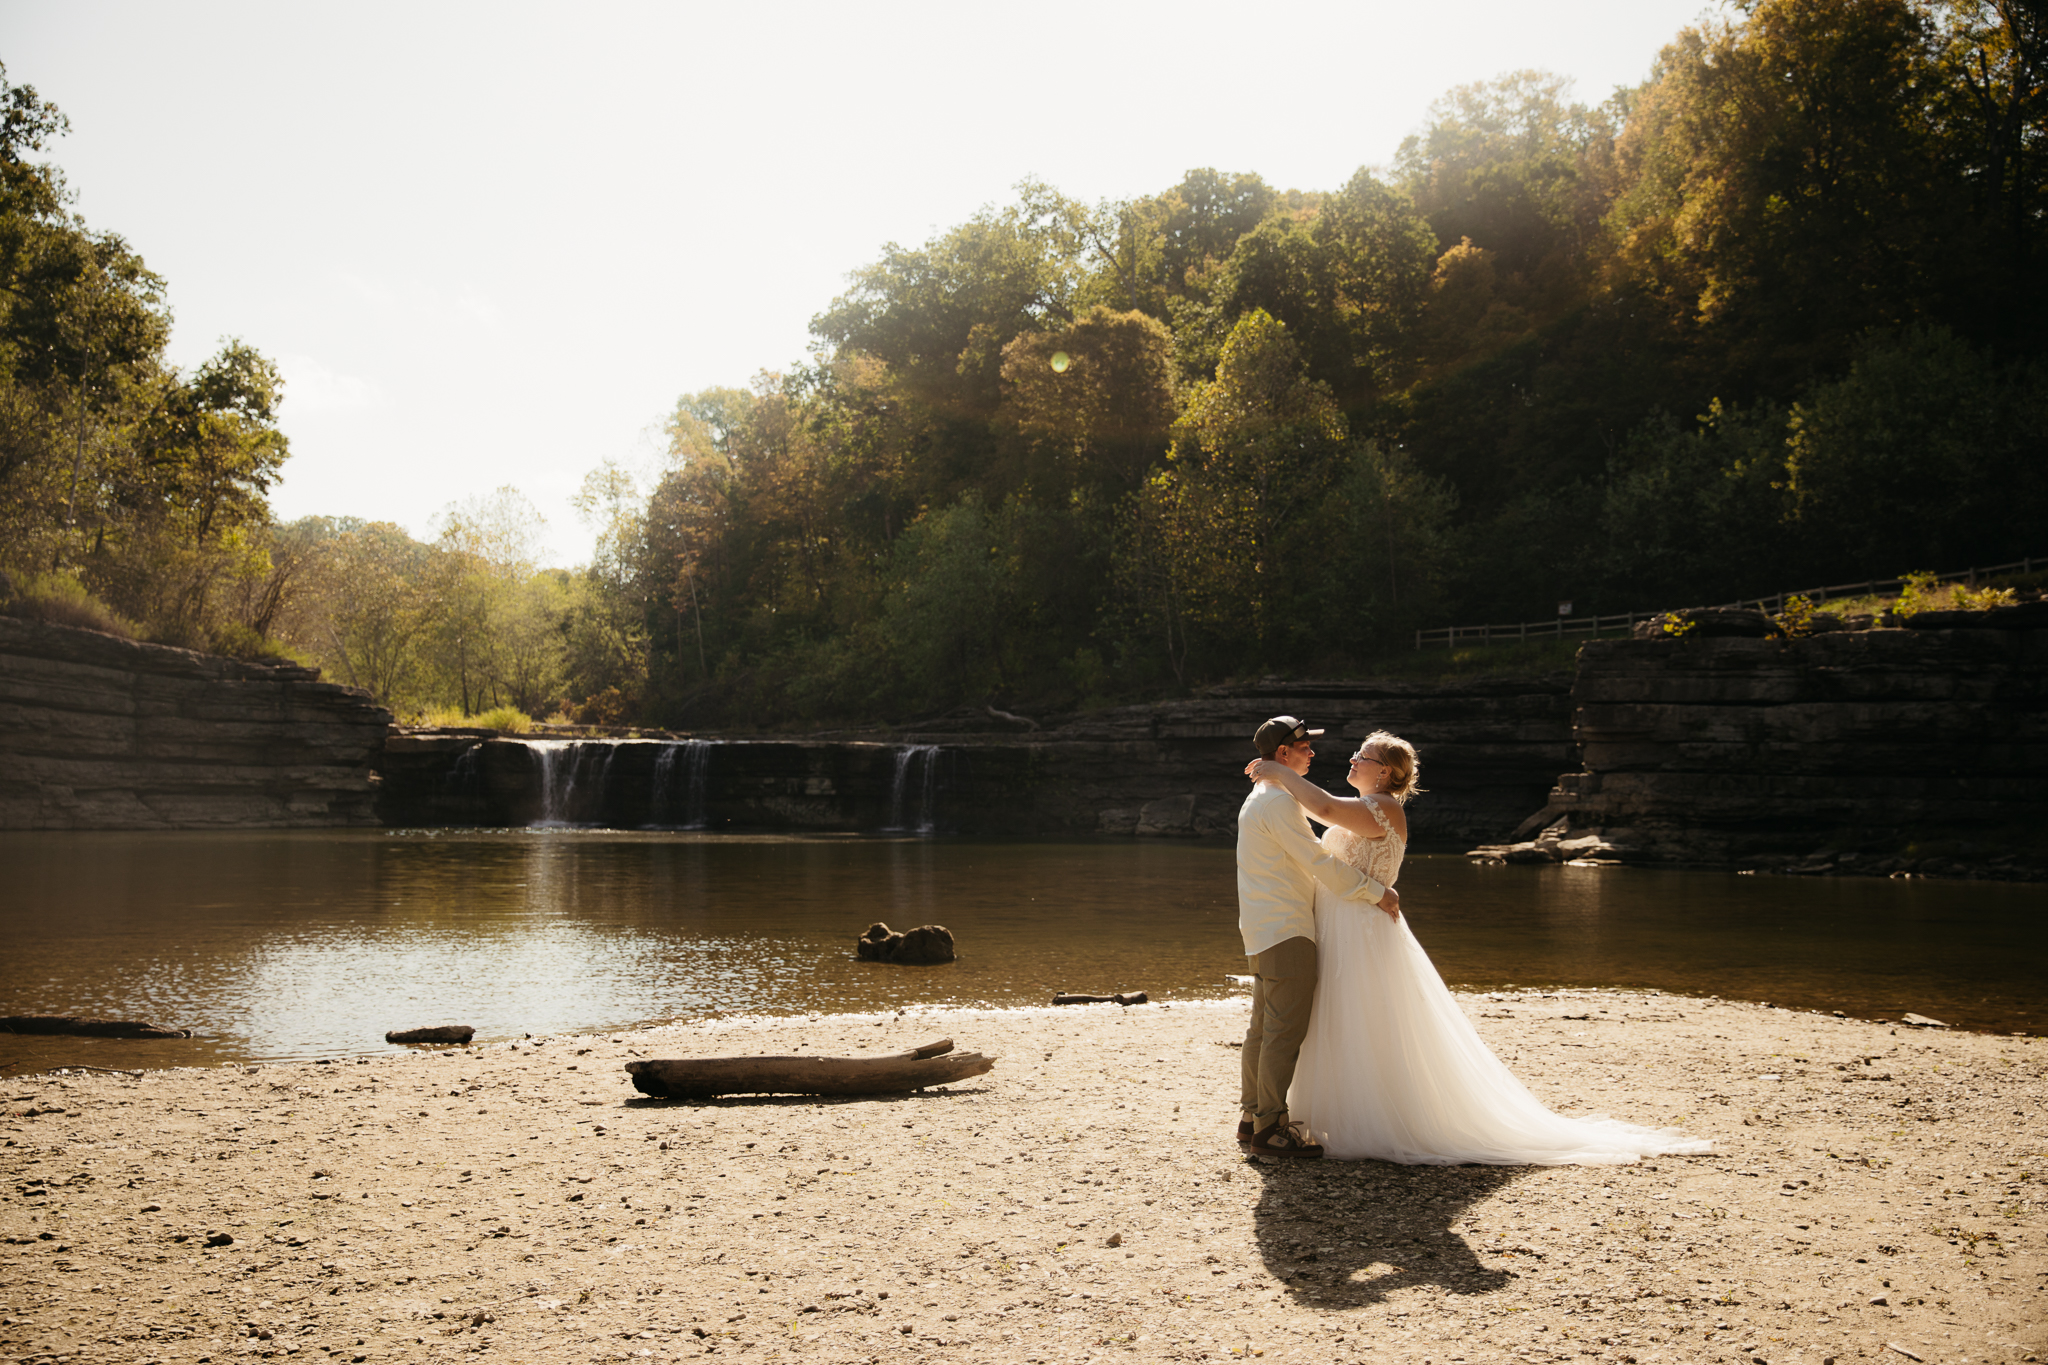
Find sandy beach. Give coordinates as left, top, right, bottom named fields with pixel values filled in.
left=3, top=991, right=2042, bottom=1365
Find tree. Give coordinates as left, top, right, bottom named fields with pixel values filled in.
left=1784, top=325, right=2047, bottom=573
left=1152, top=169, right=1278, bottom=295
left=282, top=518, right=445, bottom=707
left=431, top=487, right=550, bottom=714
left=1308, top=168, right=1441, bottom=400
left=1607, top=0, right=1950, bottom=380
left=1594, top=399, right=1798, bottom=607
left=1931, top=0, right=2048, bottom=343
left=811, top=179, right=1089, bottom=417
left=1128, top=310, right=1348, bottom=668
left=998, top=305, right=1175, bottom=499
left=1397, top=71, right=1615, bottom=288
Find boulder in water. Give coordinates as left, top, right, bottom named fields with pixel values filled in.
left=856, top=922, right=956, bottom=964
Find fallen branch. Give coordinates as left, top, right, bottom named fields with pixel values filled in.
left=1052, top=992, right=1149, bottom=1007
left=0, top=1015, right=189, bottom=1039
left=625, top=1037, right=995, bottom=1099
left=984, top=704, right=1039, bottom=731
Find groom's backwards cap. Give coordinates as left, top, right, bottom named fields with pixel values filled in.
left=1253, top=715, right=1323, bottom=756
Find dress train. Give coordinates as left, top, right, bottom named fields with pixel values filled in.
left=1288, top=809, right=1710, bottom=1165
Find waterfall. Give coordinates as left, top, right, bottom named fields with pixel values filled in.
left=530, top=740, right=616, bottom=827
left=649, top=743, right=679, bottom=827
left=886, top=744, right=942, bottom=834
left=529, top=741, right=570, bottom=825
left=647, top=739, right=716, bottom=829
left=445, top=743, right=483, bottom=800
left=684, top=740, right=714, bottom=829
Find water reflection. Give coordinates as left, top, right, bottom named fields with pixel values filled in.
left=0, top=830, right=2040, bottom=1074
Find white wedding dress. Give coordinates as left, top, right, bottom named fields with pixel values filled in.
left=1289, top=802, right=1711, bottom=1165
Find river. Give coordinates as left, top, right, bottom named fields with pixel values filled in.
left=2, top=830, right=2040, bottom=1074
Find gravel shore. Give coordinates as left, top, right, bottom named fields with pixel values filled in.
left=3, top=991, right=2042, bottom=1365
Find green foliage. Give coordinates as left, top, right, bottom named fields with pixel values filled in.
left=469, top=705, right=534, bottom=734
left=0, top=65, right=294, bottom=655
left=998, top=306, right=1175, bottom=498
left=1784, top=326, right=2047, bottom=572
left=1593, top=398, right=1795, bottom=607
left=15, top=7, right=2026, bottom=728
left=0, top=568, right=137, bottom=637
left=1607, top=0, right=1952, bottom=373
left=1893, top=571, right=1942, bottom=618
left=1772, top=594, right=1822, bottom=638
left=1954, top=585, right=2017, bottom=610
left=1398, top=70, right=1612, bottom=264
left=607, top=2, right=2048, bottom=728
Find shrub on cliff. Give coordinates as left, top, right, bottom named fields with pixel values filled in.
left=0, top=570, right=138, bottom=639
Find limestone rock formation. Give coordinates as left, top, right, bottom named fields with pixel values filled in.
left=1484, top=626, right=2047, bottom=874
left=1630, top=608, right=1774, bottom=638
left=0, top=617, right=391, bottom=830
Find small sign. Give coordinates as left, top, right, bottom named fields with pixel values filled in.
left=1557, top=600, right=1574, bottom=616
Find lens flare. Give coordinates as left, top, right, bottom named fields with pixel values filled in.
left=1050, top=351, right=1071, bottom=373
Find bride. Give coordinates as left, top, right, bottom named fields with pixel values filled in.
left=1245, top=732, right=1710, bottom=1165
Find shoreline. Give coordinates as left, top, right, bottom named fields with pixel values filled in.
left=4, top=992, right=2042, bottom=1365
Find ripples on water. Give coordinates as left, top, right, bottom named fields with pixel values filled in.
left=0, top=830, right=2040, bottom=1072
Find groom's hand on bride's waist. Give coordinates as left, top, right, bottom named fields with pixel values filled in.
left=1378, top=885, right=1401, bottom=919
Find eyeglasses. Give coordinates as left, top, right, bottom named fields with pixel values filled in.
left=1349, top=754, right=1384, bottom=766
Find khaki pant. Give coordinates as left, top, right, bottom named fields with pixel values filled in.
left=1239, top=934, right=1317, bottom=1129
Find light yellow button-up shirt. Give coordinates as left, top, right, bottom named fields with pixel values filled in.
left=1236, top=782, right=1387, bottom=956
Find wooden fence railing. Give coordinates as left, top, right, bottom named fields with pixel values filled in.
left=1413, top=555, right=2043, bottom=650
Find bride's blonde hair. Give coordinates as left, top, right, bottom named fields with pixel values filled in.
left=1359, top=731, right=1423, bottom=803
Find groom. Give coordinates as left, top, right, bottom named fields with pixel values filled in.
left=1237, top=715, right=1399, bottom=1159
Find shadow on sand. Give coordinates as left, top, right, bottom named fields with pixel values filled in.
left=1247, top=1153, right=1525, bottom=1308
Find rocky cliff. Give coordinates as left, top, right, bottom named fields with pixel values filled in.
left=373, top=674, right=1576, bottom=848
left=1484, top=627, right=2047, bottom=874
left=977, top=676, right=1575, bottom=847
left=0, top=617, right=392, bottom=829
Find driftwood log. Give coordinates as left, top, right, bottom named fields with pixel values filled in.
left=385, top=1025, right=476, bottom=1044
left=625, top=1037, right=994, bottom=1099
left=0, top=1015, right=190, bottom=1039
left=1052, top=991, right=1149, bottom=1007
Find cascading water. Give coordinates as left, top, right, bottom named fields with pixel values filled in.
left=683, top=740, right=715, bottom=829
left=648, top=743, right=679, bottom=827
left=646, top=739, right=717, bottom=829
left=445, top=743, right=483, bottom=800
left=532, top=740, right=573, bottom=826
left=886, top=744, right=942, bottom=834
left=530, top=740, right=617, bottom=827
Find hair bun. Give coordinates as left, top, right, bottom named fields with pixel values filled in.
left=1361, top=729, right=1424, bottom=804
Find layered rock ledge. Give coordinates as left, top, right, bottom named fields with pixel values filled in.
left=1471, top=627, right=2047, bottom=877
left=0, top=618, right=392, bottom=829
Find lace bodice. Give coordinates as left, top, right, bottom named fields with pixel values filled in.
left=1320, top=798, right=1405, bottom=888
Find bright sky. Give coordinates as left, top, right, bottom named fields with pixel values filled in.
left=6, top=0, right=1720, bottom=565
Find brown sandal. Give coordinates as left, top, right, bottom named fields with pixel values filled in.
left=1236, top=1120, right=1254, bottom=1145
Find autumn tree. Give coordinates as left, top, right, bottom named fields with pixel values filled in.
left=998, top=305, right=1175, bottom=499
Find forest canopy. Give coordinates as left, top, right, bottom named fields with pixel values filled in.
left=4, top=0, right=2045, bottom=728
